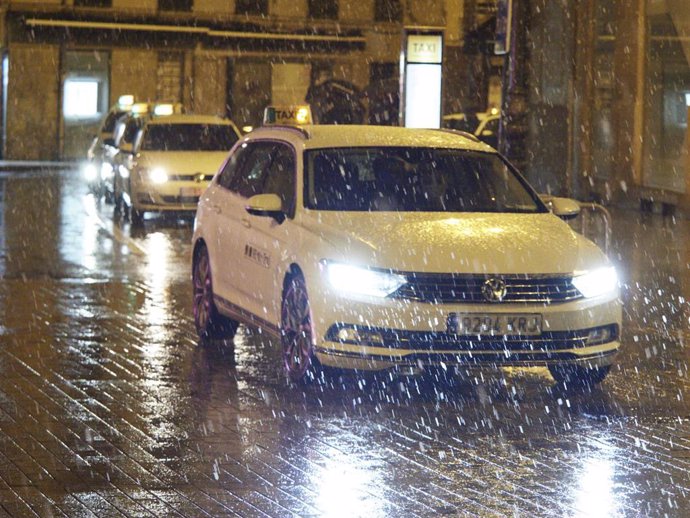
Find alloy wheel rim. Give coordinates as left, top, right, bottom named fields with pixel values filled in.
left=193, top=253, right=211, bottom=331
left=282, top=279, right=313, bottom=378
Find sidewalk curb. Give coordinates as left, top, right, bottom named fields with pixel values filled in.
left=0, top=161, right=78, bottom=172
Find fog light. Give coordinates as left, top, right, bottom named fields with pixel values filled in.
left=336, top=327, right=384, bottom=345
left=587, top=326, right=612, bottom=345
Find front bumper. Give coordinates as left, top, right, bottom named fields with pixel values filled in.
left=132, top=180, right=208, bottom=212
left=311, top=293, right=621, bottom=372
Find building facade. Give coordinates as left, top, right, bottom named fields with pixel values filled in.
left=0, top=0, right=688, bottom=211
left=0, top=0, right=465, bottom=161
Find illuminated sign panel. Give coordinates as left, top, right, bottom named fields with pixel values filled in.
left=406, top=35, right=443, bottom=64
left=401, top=29, right=444, bottom=129
left=404, top=64, right=442, bottom=128
left=63, top=79, right=99, bottom=118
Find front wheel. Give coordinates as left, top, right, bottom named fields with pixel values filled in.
left=548, top=364, right=611, bottom=387
left=281, top=274, right=320, bottom=383
left=192, top=246, right=238, bottom=341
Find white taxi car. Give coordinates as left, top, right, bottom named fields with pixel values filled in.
left=192, top=115, right=621, bottom=386
left=117, top=114, right=241, bottom=224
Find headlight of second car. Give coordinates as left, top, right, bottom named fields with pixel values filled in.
left=572, top=266, right=618, bottom=298
left=140, top=167, right=168, bottom=184
left=323, top=262, right=406, bottom=298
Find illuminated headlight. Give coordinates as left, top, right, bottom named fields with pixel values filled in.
left=572, top=266, right=618, bottom=298
left=100, top=162, right=114, bottom=180
left=147, top=168, right=169, bottom=184
left=118, top=165, right=130, bottom=179
left=83, top=163, right=98, bottom=181
left=324, top=262, right=406, bottom=298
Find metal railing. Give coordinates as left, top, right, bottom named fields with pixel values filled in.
left=574, top=202, right=612, bottom=255
left=540, top=195, right=612, bottom=255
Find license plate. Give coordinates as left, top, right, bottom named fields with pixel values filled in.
left=180, top=187, right=202, bottom=197
left=447, top=313, right=542, bottom=336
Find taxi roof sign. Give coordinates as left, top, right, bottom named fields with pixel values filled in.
left=131, top=102, right=150, bottom=115
left=154, top=103, right=175, bottom=116
left=117, top=94, right=134, bottom=109
left=263, top=105, right=312, bottom=125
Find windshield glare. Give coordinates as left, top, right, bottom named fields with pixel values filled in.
left=141, top=124, right=238, bottom=151
left=304, top=147, right=546, bottom=213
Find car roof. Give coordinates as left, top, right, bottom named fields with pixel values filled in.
left=250, top=124, right=495, bottom=152
left=145, top=114, right=236, bottom=125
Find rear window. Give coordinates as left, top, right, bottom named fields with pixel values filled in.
left=141, top=123, right=239, bottom=151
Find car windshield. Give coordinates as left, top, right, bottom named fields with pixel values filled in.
left=304, top=147, right=547, bottom=213
left=102, top=110, right=128, bottom=134
left=141, top=123, right=239, bottom=151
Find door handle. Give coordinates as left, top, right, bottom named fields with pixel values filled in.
left=241, top=218, right=251, bottom=229
left=208, top=203, right=222, bottom=214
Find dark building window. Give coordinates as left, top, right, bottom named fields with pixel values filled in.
left=308, top=0, right=338, bottom=20
left=157, top=53, right=184, bottom=102
left=73, top=0, right=112, bottom=7
left=368, top=62, right=399, bottom=125
left=235, top=0, right=268, bottom=16
left=374, top=0, right=402, bottom=22
left=159, top=0, right=192, bottom=12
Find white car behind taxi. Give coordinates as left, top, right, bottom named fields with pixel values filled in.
left=192, top=113, right=621, bottom=387
left=117, top=114, right=241, bottom=224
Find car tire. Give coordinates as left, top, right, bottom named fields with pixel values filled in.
left=281, top=273, right=321, bottom=384
left=548, top=364, right=611, bottom=387
left=192, top=245, right=239, bottom=341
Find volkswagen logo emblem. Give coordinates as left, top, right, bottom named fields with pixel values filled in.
left=194, top=173, right=205, bottom=183
left=481, top=278, right=507, bottom=302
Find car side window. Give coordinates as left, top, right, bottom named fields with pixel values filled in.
left=263, top=144, right=296, bottom=217
left=227, top=142, right=275, bottom=198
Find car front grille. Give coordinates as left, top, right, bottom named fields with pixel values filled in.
left=167, top=173, right=213, bottom=182
left=392, top=273, right=582, bottom=304
left=160, top=195, right=200, bottom=204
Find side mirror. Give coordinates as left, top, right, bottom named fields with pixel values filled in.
left=246, top=193, right=285, bottom=223
left=545, top=196, right=581, bottom=220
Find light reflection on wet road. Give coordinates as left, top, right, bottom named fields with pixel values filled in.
left=0, top=169, right=689, bottom=516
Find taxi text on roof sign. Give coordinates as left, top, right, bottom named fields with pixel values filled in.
left=263, top=105, right=312, bottom=125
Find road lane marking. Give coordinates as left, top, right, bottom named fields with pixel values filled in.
left=82, top=197, right=148, bottom=256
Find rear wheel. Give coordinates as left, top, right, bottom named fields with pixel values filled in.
left=281, top=274, right=319, bottom=383
left=548, top=364, right=611, bottom=387
left=192, top=246, right=238, bottom=341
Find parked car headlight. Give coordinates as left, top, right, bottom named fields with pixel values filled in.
left=324, top=262, right=406, bottom=297
left=572, top=266, right=618, bottom=298
left=148, top=167, right=169, bottom=184
left=100, top=162, right=114, bottom=180
left=83, top=163, right=98, bottom=182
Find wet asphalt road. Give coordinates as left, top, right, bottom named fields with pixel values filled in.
left=0, top=168, right=689, bottom=517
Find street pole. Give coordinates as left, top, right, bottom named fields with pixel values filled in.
left=499, top=0, right=529, bottom=174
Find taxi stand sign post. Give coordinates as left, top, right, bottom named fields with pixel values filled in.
left=401, top=28, right=444, bottom=129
